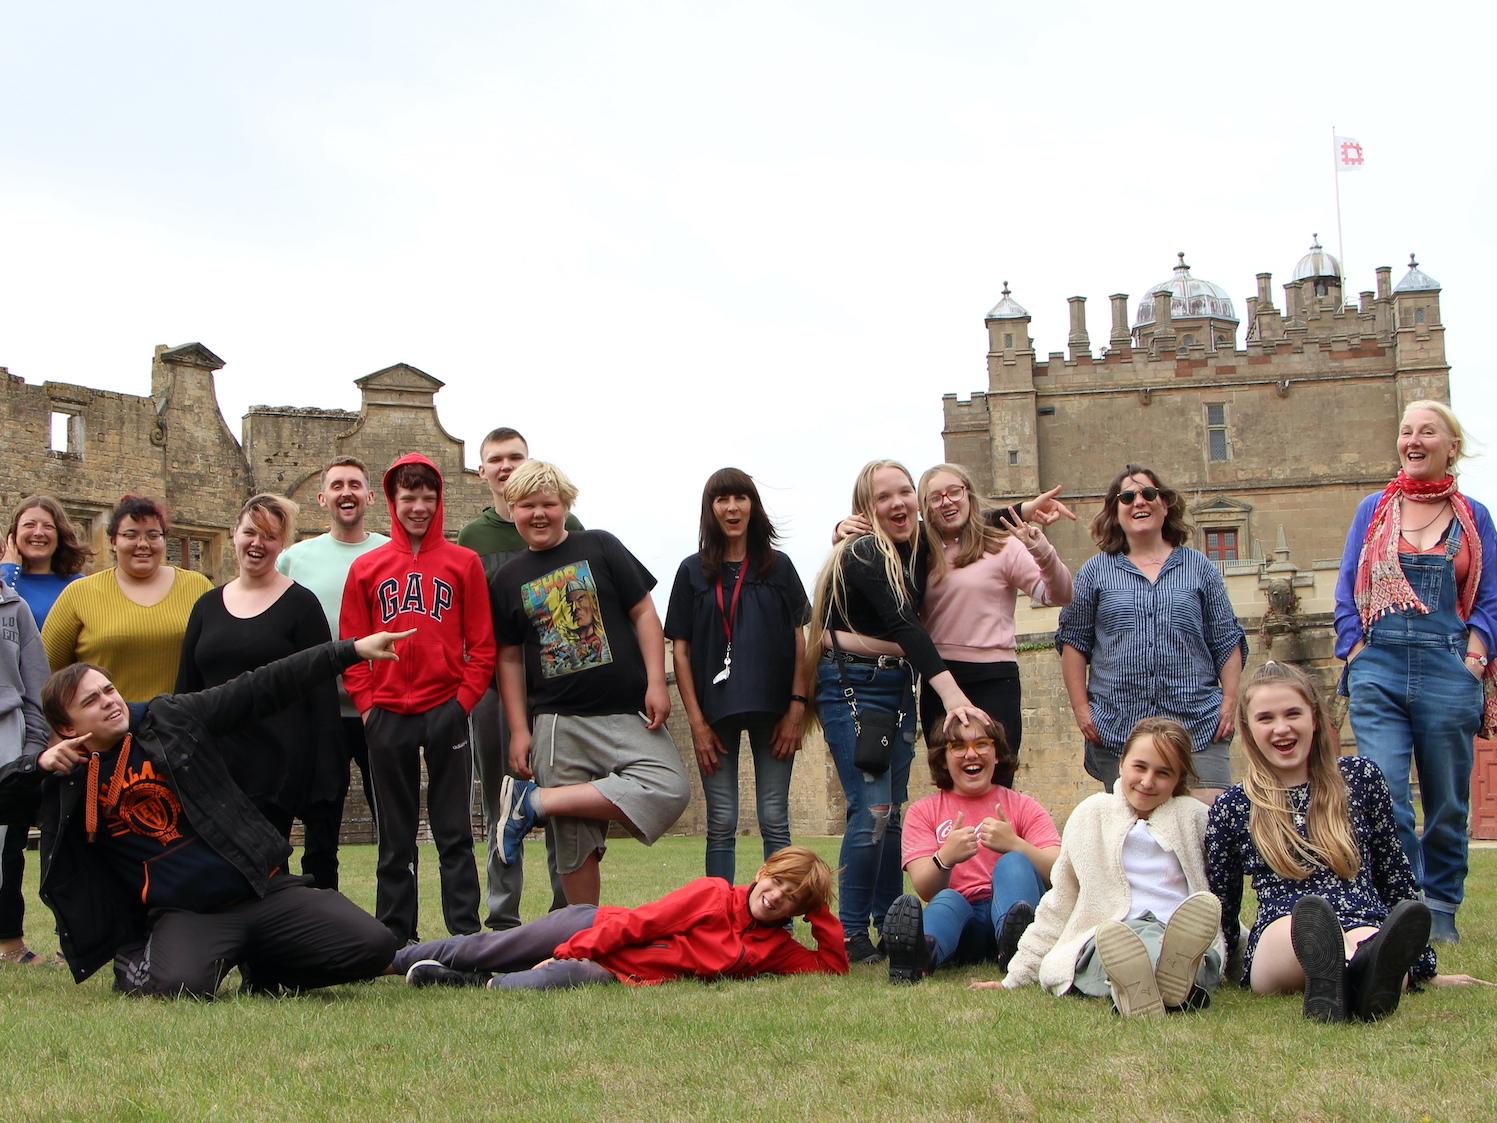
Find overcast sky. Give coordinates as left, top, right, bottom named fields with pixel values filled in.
left=3, top=2, right=1492, bottom=600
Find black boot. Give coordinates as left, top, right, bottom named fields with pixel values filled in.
left=883, top=894, right=931, bottom=984
left=1290, top=895, right=1347, bottom=1023
left=1345, top=900, right=1431, bottom=1022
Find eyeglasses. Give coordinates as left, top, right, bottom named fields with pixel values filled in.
left=1117, top=487, right=1161, bottom=505
left=116, top=530, right=165, bottom=543
left=948, top=737, right=996, bottom=752
left=928, top=485, right=967, bottom=506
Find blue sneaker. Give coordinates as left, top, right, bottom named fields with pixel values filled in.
left=497, top=776, right=542, bottom=866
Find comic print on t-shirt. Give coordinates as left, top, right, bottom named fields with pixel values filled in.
left=521, top=559, right=614, bottom=677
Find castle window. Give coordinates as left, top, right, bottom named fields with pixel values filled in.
left=1204, top=528, right=1239, bottom=561
left=1003, top=333, right=1014, bottom=348
left=49, top=410, right=82, bottom=458
left=165, top=531, right=220, bottom=577
left=1415, top=308, right=1426, bottom=325
left=1007, top=450, right=1019, bottom=465
left=1205, top=402, right=1230, bottom=462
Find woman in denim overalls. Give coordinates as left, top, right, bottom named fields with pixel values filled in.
left=1334, top=401, right=1497, bottom=944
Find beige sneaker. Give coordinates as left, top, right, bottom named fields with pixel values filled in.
left=1096, top=921, right=1163, bottom=1019
left=1155, top=892, right=1221, bottom=1008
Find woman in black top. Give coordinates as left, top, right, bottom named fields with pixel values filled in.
left=808, top=459, right=987, bottom=962
left=176, top=494, right=342, bottom=858
left=665, top=468, right=811, bottom=882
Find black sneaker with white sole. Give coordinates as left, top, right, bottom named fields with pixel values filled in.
left=844, top=929, right=883, bottom=966
left=994, top=901, right=1035, bottom=973
left=405, top=959, right=491, bottom=989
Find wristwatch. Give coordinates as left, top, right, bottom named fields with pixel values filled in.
left=1465, top=652, right=1488, bottom=668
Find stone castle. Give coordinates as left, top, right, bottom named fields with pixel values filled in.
left=0, top=243, right=1469, bottom=840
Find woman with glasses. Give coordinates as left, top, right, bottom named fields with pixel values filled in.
left=914, top=464, right=1073, bottom=768
left=1056, top=466, right=1246, bottom=804
left=42, top=494, right=212, bottom=701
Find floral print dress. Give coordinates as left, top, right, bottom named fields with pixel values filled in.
left=1205, top=755, right=1436, bottom=983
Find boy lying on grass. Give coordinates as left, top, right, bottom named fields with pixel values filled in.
left=392, top=845, right=847, bottom=990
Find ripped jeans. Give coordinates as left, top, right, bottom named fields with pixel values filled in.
left=817, top=655, right=916, bottom=937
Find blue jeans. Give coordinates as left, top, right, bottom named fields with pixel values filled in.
left=817, top=656, right=916, bottom=935
left=921, top=851, right=1046, bottom=967
left=701, top=711, right=795, bottom=882
left=1348, top=528, right=1480, bottom=914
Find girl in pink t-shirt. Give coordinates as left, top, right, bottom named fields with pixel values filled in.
left=882, top=717, right=1061, bottom=983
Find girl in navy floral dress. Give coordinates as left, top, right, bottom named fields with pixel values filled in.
left=1206, top=661, right=1485, bottom=1021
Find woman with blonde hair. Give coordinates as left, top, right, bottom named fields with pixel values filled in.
left=915, top=462, right=1073, bottom=763
left=1334, top=400, right=1496, bottom=943
left=808, top=459, right=988, bottom=963
left=176, top=494, right=343, bottom=863
left=1205, top=661, right=1485, bottom=1022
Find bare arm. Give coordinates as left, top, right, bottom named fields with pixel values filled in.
left=672, top=638, right=725, bottom=774
left=498, top=644, right=532, bottom=778
left=1060, top=644, right=1098, bottom=743
left=628, top=595, right=671, bottom=730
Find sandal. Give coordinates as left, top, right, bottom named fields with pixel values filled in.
left=0, top=946, right=43, bottom=966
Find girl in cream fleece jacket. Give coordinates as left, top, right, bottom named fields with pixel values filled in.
left=977, top=718, right=1224, bottom=1009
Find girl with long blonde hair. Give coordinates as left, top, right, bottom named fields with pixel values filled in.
left=807, top=459, right=988, bottom=964
left=1205, top=661, right=1485, bottom=1022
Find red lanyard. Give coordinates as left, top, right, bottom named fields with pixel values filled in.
left=714, top=558, right=749, bottom=645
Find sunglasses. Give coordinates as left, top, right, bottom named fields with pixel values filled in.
left=1117, top=487, right=1161, bottom=504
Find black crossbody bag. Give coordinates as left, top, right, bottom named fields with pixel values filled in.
left=827, top=631, right=906, bottom=775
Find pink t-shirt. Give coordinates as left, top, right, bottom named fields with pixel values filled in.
left=902, top=787, right=1062, bottom=903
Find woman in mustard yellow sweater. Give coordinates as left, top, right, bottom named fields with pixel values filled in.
left=42, top=495, right=212, bottom=702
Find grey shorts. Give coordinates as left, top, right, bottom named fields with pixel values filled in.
left=1070, top=912, right=1223, bottom=998
left=531, top=712, right=691, bottom=875
left=1084, top=738, right=1233, bottom=791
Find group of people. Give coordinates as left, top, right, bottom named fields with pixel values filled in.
left=0, top=400, right=1489, bottom=1017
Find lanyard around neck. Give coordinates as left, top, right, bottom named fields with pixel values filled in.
left=715, top=557, right=749, bottom=646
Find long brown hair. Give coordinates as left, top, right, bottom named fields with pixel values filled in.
left=8, top=495, right=92, bottom=576
left=1090, top=464, right=1191, bottom=555
left=918, top=463, right=1008, bottom=582
left=1237, top=661, right=1359, bottom=881
left=697, top=467, right=779, bottom=581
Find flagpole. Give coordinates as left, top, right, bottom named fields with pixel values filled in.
left=1332, top=125, right=1347, bottom=291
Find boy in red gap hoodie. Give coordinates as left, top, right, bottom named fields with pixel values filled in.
left=340, top=454, right=495, bottom=942
left=392, top=845, right=847, bottom=990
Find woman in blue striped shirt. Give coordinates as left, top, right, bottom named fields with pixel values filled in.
left=1057, top=465, right=1246, bottom=804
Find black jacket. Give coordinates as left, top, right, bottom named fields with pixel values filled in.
left=0, top=639, right=361, bottom=983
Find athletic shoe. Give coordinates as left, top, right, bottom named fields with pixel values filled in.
left=844, top=929, right=883, bottom=966
left=1428, top=908, right=1460, bottom=945
left=1155, top=891, right=1221, bottom=1008
left=497, top=776, right=541, bottom=866
left=1290, top=895, right=1348, bottom=1023
left=883, top=895, right=931, bottom=984
left=1346, top=899, right=1431, bottom=1022
left=994, top=901, right=1035, bottom=973
left=1095, top=921, right=1164, bottom=1018
left=405, top=959, right=490, bottom=988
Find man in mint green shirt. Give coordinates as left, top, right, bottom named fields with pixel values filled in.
left=458, top=429, right=581, bottom=928
left=277, top=457, right=389, bottom=890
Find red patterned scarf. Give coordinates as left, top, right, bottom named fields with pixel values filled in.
left=1354, top=472, right=1494, bottom=736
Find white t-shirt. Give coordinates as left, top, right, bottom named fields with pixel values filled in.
left=1121, top=818, right=1189, bottom=922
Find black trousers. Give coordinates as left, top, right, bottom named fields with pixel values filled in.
left=920, top=664, right=1023, bottom=784
left=364, top=701, right=481, bottom=942
left=0, top=821, right=27, bottom=940
left=113, top=875, right=395, bottom=998
left=299, top=715, right=375, bottom=891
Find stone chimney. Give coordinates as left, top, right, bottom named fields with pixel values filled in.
left=1108, top=294, right=1130, bottom=350
left=1067, top=296, right=1089, bottom=360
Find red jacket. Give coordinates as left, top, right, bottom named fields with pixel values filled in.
left=340, top=453, right=495, bottom=715
left=553, top=877, right=848, bottom=985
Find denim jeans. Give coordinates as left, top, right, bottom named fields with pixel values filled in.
left=1348, top=525, right=1480, bottom=914
left=921, top=851, right=1045, bottom=967
left=817, top=655, right=916, bottom=935
left=701, top=711, right=795, bottom=882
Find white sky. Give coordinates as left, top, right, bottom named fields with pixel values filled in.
left=3, top=1, right=1493, bottom=601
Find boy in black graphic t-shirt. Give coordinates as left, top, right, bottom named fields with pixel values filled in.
left=0, top=633, right=407, bottom=997
left=490, top=462, right=690, bottom=906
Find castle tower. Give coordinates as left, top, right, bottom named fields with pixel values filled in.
left=1291, top=235, right=1343, bottom=314
left=983, top=283, right=1039, bottom=500
left=1391, top=254, right=1449, bottom=409
left=1132, top=253, right=1238, bottom=354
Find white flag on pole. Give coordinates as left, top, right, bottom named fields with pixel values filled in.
left=1335, top=135, right=1365, bottom=172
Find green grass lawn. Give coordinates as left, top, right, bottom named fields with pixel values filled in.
left=2, top=838, right=1494, bottom=1122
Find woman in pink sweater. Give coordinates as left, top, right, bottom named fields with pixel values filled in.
left=916, top=463, right=1074, bottom=771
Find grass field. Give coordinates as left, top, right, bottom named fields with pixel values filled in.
left=2, top=838, right=1494, bottom=1122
